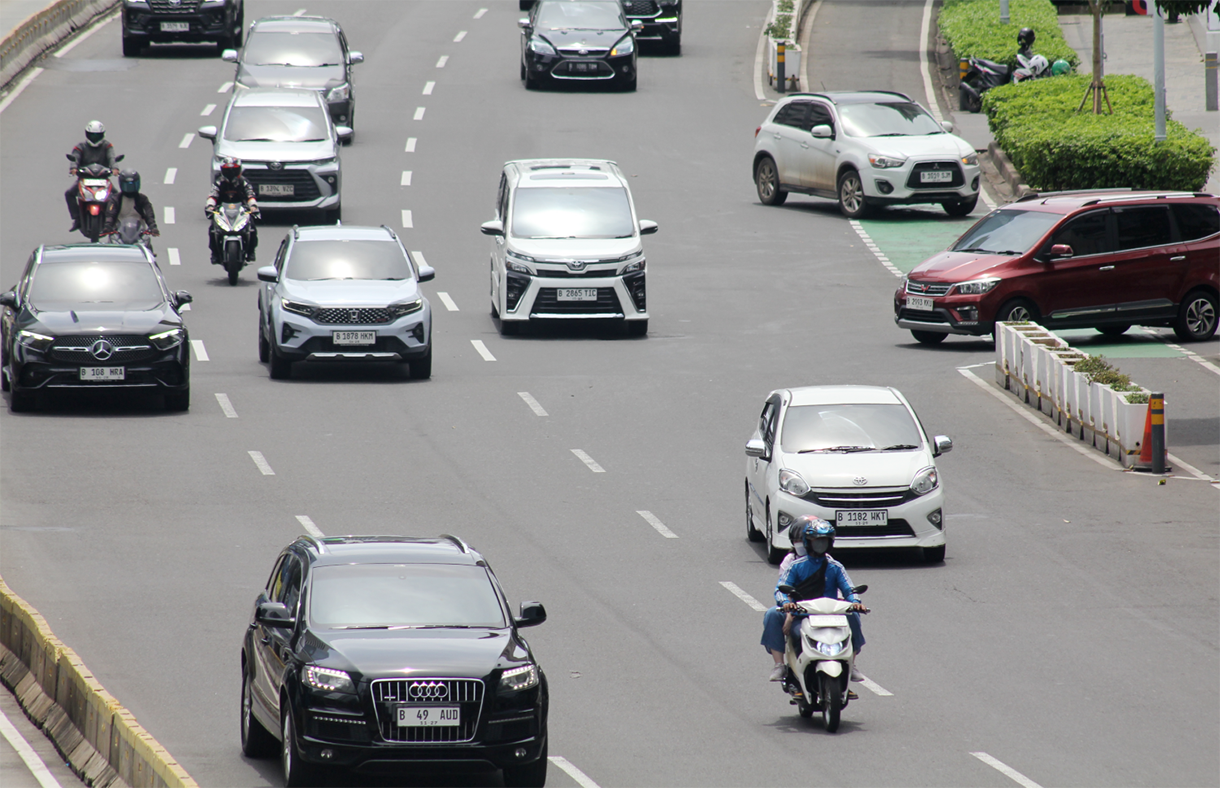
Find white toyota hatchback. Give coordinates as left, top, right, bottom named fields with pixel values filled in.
left=480, top=159, right=656, bottom=336
left=744, top=385, right=952, bottom=564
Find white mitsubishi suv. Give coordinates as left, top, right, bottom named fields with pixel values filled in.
left=752, top=91, right=981, bottom=218
left=480, top=159, right=657, bottom=336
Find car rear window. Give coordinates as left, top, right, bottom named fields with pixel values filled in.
left=284, top=240, right=413, bottom=280
left=308, top=564, right=507, bottom=629
left=781, top=404, right=923, bottom=454
left=950, top=209, right=1060, bottom=255
left=29, top=261, right=163, bottom=308
left=1114, top=205, right=1172, bottom=250
left=511, top=186, right=635, bottom=239
left=243, top=31, right=343, bottom=67
left=225, top=106, right=329, bottom=142
left=1172, top=204, right=1220, bottom=241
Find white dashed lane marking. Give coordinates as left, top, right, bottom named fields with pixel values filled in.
left=570, top=449, right=605, bottom=473
left=178, top=133, right=193, bottom=149
left=638, top=510, right=678, bottom=538
left=413, top=107, right=425, bottom=120
left=248, top=451, right=275, bottom=475
left=218, top=82, right=232, bottom=92
left=292, top=8, right=306, bottom=16
left=411, top=251, right=427, bottom=267
left=423, top=81, right=435, bottom=95
left=401, top=171, right=412, bottom=186
left=720, top=581, right=768, bottom=612
left=168, top=248, right=181, bottom=266
left=295, top=515, right=325, bottom=538
left=401, top=210, right=413, bottom=229
left=201, top=103, right=215, bottom=116
left=437, top=292, right=459, bottom=312
left=970, top=753, right=1045, bottom=788
left=453, top=31, right=467, bottom=42
left=548, top=757, right=600, bottom=788
left=436, top=55, right=448, bottom=68
left=190, top=339, right=209, bottom=361
left=858, top=675, right=893, bottom=696
left=471, top=340, right=495, bottom=361
left=214, top=393, right=238, bottom=418
left=164, top=167, right=176, bottom=184
left=518, top=392, right=547, bottom=416
left=164, top=206, right=175, bottom=225
left=474, top=8, right=488, bottom=19
left=405, top=137, right=417, bottom=152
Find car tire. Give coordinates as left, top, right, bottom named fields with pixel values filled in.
left=995, top=297, right=1040, bottom=326
left=942, top=196, right=978, bottom=217
left=911, top=330, right=947, bottom=345
left=258, top=322, right=270, bottom=363
left=754, top=156, right=787, bottom=206
left=281, top=709, right=310, bottom=787
left=746, top=484, right=764, bottom=543
left=667, top=37, right=681, bottom=56
left=1172, top=289, right=1218, bottom=342
left=923, top=544, right=946, bottom=563
left=122, top=36, right=141, bottom=57
left=502, top=740, right=548, bottom=788
left=626, top=319, right=647, bottom=337
left=837, top=169, right=869, bottom=219
left=409, top=348, right=432, bottom=380
left=9, top=388, right=35, bottom=413
left=765, top=504, right=786, bottom=565
left=498, top=319, right=519, bottom=337
left=164, top=387, right=190, bottom=412
left=1, top=360, right=9, bottom=393
left=269, top=347, right=292, bottom=380
left=491, top=300, right=500, bottom=319
left=1097, top=324, right=1131, bottom=337
left=524, top=66, right=540, bottom=90
left=240, top=669, right=276, bottom=758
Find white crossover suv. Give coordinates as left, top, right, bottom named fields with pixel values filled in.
left=744, top=385, right=953, bottom=564
left=480, top=159, right=657, bottom=336
left=752, top=91, right=981, bottom=218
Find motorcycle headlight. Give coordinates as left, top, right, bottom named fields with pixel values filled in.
left=619, top=259, right=645, bottom=275
left=506, top=260, right=534, bottom=276
left=499, top=664, right=539, bottom=692
left=953, top=277, right=1000, bottom=295
left=16, top=330, right=54, bottom=351
left=868, top=153, right=907, bottom=169
left=778, top=469, right=811, bottom=497
left=326, top=84, right=350, bottom=103
left=611, top=35, right=634, bottom=56
left=389, top=297, right=423, bottom=318
left=814, top=640, right=846, bottom=657
left=148, top=328, right=185, bottom=350
left=281, top=299, right=317, bottom=317
left=961, top=152, right=979, bottom=167
left=303, top=666, right=355, bottom=694
left=911, top=466, right=939, bottom=496
left=528, top=38, right=556, bottom=55
left=90, top=187, right=110, bottom=201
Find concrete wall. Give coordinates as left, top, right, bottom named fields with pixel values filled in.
left=1, top=0, right=119, bottom=89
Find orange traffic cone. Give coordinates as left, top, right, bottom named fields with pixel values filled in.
left=1138, top=402, right=1153, bottom=465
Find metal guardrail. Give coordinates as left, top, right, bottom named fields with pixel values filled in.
left=0, top=0, right=119, bottom=90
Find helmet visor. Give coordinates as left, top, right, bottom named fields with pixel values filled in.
left=86, top=131, right=105, bottom=145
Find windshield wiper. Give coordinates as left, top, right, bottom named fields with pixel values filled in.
left=880, top=444, right=919, bottom=451
left=799, top=445, right=875, bottom=454
left=955, top=247, right=1022, bottom=255
left=872, top=133, right=909, bottom=137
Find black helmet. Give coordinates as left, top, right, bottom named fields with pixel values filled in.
left=220, top=156, right=242, bottom=182
left=85, top=120, right=106, bottom=147
left=795, top=515, right=835, bottom=557
left=1017, top=27, right=1035, bottom=48
left=118, top=169, right=140, bottom=194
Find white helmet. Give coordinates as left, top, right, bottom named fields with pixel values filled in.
left=85, top=120, right=106, bottom=147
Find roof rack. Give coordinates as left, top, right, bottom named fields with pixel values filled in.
left=439, top=534, right=469, bottom=553
left=1016, top=188, right=1131, bottom=203
left=300, top=534, right=327, bottom=553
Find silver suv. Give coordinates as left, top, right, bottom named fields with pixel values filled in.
left=480, top=159, right=657, bottom=336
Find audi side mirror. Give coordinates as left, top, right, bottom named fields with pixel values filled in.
left=174, top=291, right=192, bottom=306
left=745, top=437, right=767, bottom=458
left=933, top=435, right=953, bottom=456
left=810, top=124, right=833, bottom=139
left=516, top=601, right=547, bottom=628
left=256, top=266, right=278, bottom=283
left=255, top=601, right=294, bottom=628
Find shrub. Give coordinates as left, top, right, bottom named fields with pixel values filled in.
left=1126, top=392, right=1150, bottom=404
left=766, top=0, right=795, bottom=40
left=1073, top=354, right=1140, bottom=391
left=940, top=0, right=1079, bottom=70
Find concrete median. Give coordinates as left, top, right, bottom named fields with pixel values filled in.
left=1, top=0, right=119, bottom=90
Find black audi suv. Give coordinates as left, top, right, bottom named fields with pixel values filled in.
left=520, top=0, right=640, bottom=91
left=240, top=535, right=549, bottom=787
left=0, top=244, right=192, bottom=412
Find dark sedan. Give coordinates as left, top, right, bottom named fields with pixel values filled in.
left=0, top=245, right=192, bottom=412
left=521, top=0, right=640, bottom=91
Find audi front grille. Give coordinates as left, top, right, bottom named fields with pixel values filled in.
left=371, top=678, right=484, bottom=744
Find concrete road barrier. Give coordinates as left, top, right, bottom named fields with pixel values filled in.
left=1, top=0, right=119, bottom=90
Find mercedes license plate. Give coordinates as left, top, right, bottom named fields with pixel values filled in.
left=557, top=288, right=597, bottom=301
left=397, top=706, right=459, bottom=727
left=160, top=21, right=190, bottom=32
left=920, top=170, right=953, bottom=184
left=332, top=331, right=376, bottom=346
left=907, top=296, right=934, bottom=311
left=80, top=367, right=124, bottom=381
left=836, top=510, right=888, bottom=527
left=259, top=184, right=294, bottom=197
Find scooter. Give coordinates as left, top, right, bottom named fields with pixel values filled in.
left=209, top=202, right=255, bottom=286
left=777, top=583, right=868, bottom=733
left=68, top=153, right=123, bottom=242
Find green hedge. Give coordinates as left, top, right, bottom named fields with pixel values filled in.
left=983, top=75, right=1217, bottom=190
left=939, top=0, right=1079, bottom=70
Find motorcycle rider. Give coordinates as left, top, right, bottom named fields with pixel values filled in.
left=205, top=156, right=259, bottom=264
left=103, top=170, right=159, bottom=248
left=66, top=120, right=119, bottom=233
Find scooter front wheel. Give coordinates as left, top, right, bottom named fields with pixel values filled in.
left=820, top=673, right=842, bottom=732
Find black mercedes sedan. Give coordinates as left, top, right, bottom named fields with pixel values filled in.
left=521, top=0, right=640, bottom=91
left=0, top=245, right=192, bottom=413
left=240, top=535, right=549, bottom=787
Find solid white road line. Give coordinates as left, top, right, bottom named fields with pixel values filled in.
left=919, top=0, right=942, bottom=124
left=471, top=340, right=496, bottom=361
left=214, top=393, right=238, bottom=418
left=518, top=392, right=548, bottom=416
left=201, top=103, right=216, bottom=116
left=53, top=7, right=116, bottom=58
left=752, top=9, right=768, bottom=101
left=0, top=67, right=44, bottom=115
left=454, top=31, right=468, bottom=43
left=0, top=708, right=63, bottom=788
left=164, top=206, right=175, bottom=225
left=405, top=137, right=417, bottom=152
left=638, top=510, right=678, bottom=539
left=168, top=248, right=181, bottom=266
left=548, top=757, right=600, bottom=788
left=164, top=167, right=177, bottom=184
left=423, top=81, right=435, bottom=95
left=401, top=171, right=412, bottom=186
left=720, top=581, right=768, bottom=613
left=248, top=451, right=275, bottom=475
left=190, top=339, right=209, bottom=361
left=178, top=133, right=193, bottom=149
left=413, top=107, right=425, bottom=120
left=437, top=292, right=459, bottom=312
left=436, top=55, right=449, bottom=68
left=970, top=752, right=1045, bottom=788
left=401, top=210, right=413, bottom=229
left=1136, top=327, right=1220, bottom=376
left=1166, top=452, right=1218, bottom=484
left=858, top=675, right=893, bottom=696
left=295, top=515, right=325, bottom=538
left=798, top=0, right=822, bottom=92
left=218, top=81, right=233, bottom=92
left=474, top=8, right=488, bottom=20
left=849, top=220, right=904, bottom=279
left=571, top=449, right=605, bottom=473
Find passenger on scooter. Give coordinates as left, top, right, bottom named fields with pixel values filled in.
left=205, top=157, right=259, bottom=263
left=103, top=170, right=159, bottom=248
left=66, top=120, right=119, bottom=233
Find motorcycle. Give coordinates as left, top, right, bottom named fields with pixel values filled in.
left=777, top=583, right=868, bottom=733
left=209, top=202, right=256, bottom=286
left=68, top=153, right=123, bottom=242
left=107, top=215, right=155, bottom=256
left=959, top=50, right=1050, bottom=113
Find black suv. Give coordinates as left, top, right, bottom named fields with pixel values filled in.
left=240, top=535, right=549, bottom=787
left=121, top=0, right=244, bottom=57
left=622, top=0, right=682, bottom=54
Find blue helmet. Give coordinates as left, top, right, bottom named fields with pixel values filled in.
left=796, top=515, right=835, bottom=556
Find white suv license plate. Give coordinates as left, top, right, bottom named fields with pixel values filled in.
left=160, top=21, right=190, bottom=32
left=80, top=367, right=124, bottom=381
left=259, top=184, right=294, bottom=197
left=333, top=331, right=376, bottom=346
left=397, top=706, right=460, bottom=727
left=920, top=170, right=954, bottom=183
left=557, top=288, right=597, bottom=302
left=836, top=510, right=888, bottom=527
left=907, top=296, right=935, bottom=311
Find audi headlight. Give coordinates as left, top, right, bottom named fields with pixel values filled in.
left=611, top=35, right=634, bottom=56
left=16, top=330, right=54, bottom=351
left=326, top=84, right=350, bottom=102
left=868, top=153, right=907, bottom=169
left=961, top=152, right=979, bottom=167
left=303, top=666, right=355, bottom=693
left=389, top=297, right=423, bottom=317
left=620, top=259, right=645, bottom=275
left=148, top=328, right=185, bottom=350
left=814, top=640, right=846, bottom=657
left=506, top=260, right=534, bottom=276
left=528, top=38, right=556, bottom=55
left=499, top=664, right=539, bottom=692
left=911, top=466, right=939, bottom=496
left=953, top=277, right=1000, bottom=295
left=281, top=299, right=317, bottom=317
left=778, top=469, right=811, bottom=497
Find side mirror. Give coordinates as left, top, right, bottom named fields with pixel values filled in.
left=1048, top=243, right=1074, bottom=260
left=418, top=265, right=435, bottom=283
left=221, top=49, right=239, bottom=62
left=255, top=601, right=294, bottom=628
left=515, top=601, right=547, bottom=628
left=745, top=437, right=767, bottom=459
left=777, top=584, right=795, bottom=596
left=631, top=20, right=644, bottom=32
left=66, top=153, right=75, bottom=162
left=348, top=51, right=364, bottom=65
left=115, top=153, right=125, bottom=163
left=197, top=126, right=218, bottom=142
left=933, top=435, right=953, bottom=456
left=518, top=18, right=531, bottom=29
left=851, top=584, right=869, bottom=595
left=941, top=120, right=955, bottom=133
left=256, top=266, right=278, bottom=283
left=810, top=124, right=833, bottom=139
left=174, top=291, right=193, bottom=306
left=335, top=126, right=353, bottom=143
left=638, top=219, right=658, bottom=235
left=0, top=291, right=17, bottom=308
left=480, top=219, right=505, bottom=237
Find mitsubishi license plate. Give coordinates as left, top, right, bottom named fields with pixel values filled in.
left=907, top=296, right=934, bottom=311
left=397, top=706, right=459, bottom=727
left=160, top=22, right=190, bottom=32
left=836, top=510, right=888, bottom=527
left=332, top=331, right=376, bottom=346
left=557, top=288, right=597, bottom=301
left=920, top=170, right=954, bottom=184
left=80, top=367, right=124, bottom=381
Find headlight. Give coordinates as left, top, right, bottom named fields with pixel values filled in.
left=499, top=664, right=539, bottom=692
left=148, top=328, right=185, bottom=350
left=281, top=299, right=317, bottom=317
left=620, top=259, right=645, bottom=275
left=389, top=297, right=423, bottom=317
left=953, top=277, right=1000, bottom=295
left=611, top=35, right=634, bottom=56
left=779, top=469, right=810, bottom=497
left=326, top=84, right=350, bottom=102
left=506, top=260, right=534, bottom=276
left=528, top=38, right=556, bottom=55
left=868, top=153, right=907, bottom=169
left=312, top=158, right=339, bottom=169
left=506, top=250, right=538, bottom=263
left=961, top=152, right=979, bottom=166
left=303, top=666, right=355, bottom=693
left=911, top=466, right=939, bottom=496
left=16, top=330, right=54, bottom=351
left=814, top=640, right=846, bottom=657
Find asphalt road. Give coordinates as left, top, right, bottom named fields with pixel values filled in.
left=1, top=1, right=1217, bottom=786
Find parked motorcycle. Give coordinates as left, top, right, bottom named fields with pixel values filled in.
left=777, top=583, right=868, bottom=733
left=67, top=153, right=123, bottom=242
left=209, top=202, right=255, bottom=285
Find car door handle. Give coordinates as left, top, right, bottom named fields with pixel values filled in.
left=773, top=133, right=782, bottom=140
left=1099, top=265, right=1115, bottom=271
left=800, top=142, right=809, bottom=149
left=1170, top=255, right=1186, bottom=261
left=260, top=635, right=271, bottom=645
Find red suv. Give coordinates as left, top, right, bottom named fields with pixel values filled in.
left=893, top=190, right=1219, bottom=344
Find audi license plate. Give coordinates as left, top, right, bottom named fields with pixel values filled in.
left=332, top=331, right=375, bottom=346
left=160, top=21, right=190, bottom=32
left=80, top=367, right=124, bottom=381
left=920, top=170, right=953, bottom=184
left=836, top=510, right=888, bottom=527
left=907, top=296, right=934, bottom=311
left=397, top=706, right=460, bottom=727
left=259, top=184, right=294, bottom=197
left=557, top=288, right=597, bottom=301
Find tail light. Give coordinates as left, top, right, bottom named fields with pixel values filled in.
left=90, top=205, right=100, bottom=215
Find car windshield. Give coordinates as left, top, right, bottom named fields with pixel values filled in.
left=838, top=101, right=944, bottom=137
left=781, top=403, right=923, bottom=453
left=242, top=31, right=343, bottom=67
left=536, top=1, right=624, bottom=30
left=28, top=261, right=163, bottom=308
left=309, top=564, right=507, bottom=629
left=224, top=106, right=329, bottom=142
left=284, top=240, right=413, bottom=281
left=950, top=209, right=1061, bottom=255
left=511, top=187, right=635, bottom=239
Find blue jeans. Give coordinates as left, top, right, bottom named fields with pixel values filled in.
left=760, top=605, right=864, bottom=655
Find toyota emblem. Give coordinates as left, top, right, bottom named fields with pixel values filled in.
left=269, top=162, right=284, bottom=171
left=567, top=261, right=586, bottom=271
left=90, top=340, right=115, bottom=361
left=852, top=476, right=868, bottom=486
left=408, top=681, right=449, bottom=701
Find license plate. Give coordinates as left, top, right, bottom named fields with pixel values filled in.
left=332, top=331, right=375, bottom=345
left=557, top=288, right=597, bottom=301
left=160, top=21, right=190, bottom=32
left=836, top=510, right=888, bottom=526
left=80, top=367, right=124, bottom=381
left=907, top=296, right=934, bottom=311
left=575, top=63, right=592, bottom=72
left=397, top=706, right=460, bottom=727
left=920, top=170, right=954, bottom=183
left=259, top=184, right=294, bottom=197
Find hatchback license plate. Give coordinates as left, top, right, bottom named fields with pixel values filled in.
left=397, top=706, right=459, bottom=727
left=920, top=170, right=953, bottom=183
left=907, top=296, right=934, bottom=311
left=160, top=21, right=189, bottom=32
left=259, top=184, right=294, bottom=197
left=80, top=367, right=124, bottom=381
left=557, top=288, right=597, bottom=301
left=333, top=331, right=375, bottom=346
left=836, top=510, right=888, bottom=526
